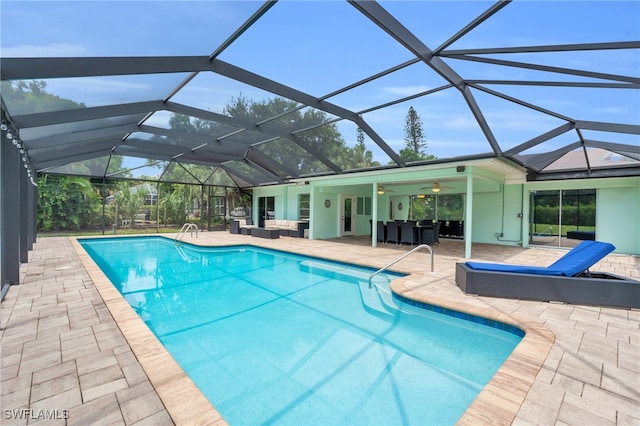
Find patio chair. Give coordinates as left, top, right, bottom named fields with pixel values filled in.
left=455, top=241, right=640, bottom=309
left=432, top=221, right=441, bottom=245
left=399, top=222, right=418, bottom=245
left=376, top=221, right=386, bottom=243
left=438, top=220, right=450, bottom=237
left=419, top=221, right=440, bottom=245
left=386, top=221, right=400, bottom=244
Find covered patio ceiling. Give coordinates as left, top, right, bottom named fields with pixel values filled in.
left=1, top=0, right=639, bottom=188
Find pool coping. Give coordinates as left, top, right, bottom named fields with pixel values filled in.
left=70, top=237, right=226, bottom=425
left=70, top=236, right=555, bottom=425
left=389, top=277, right=555, bottom=425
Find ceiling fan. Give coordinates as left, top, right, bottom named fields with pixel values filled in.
left=419, top=180, right=453, bottom=193
left=377, top=184, right=394, bottom=195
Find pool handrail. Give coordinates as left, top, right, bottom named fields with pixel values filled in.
left=369, top=244, right=434, bottom=288
left=175, top=222, right=198, bottom=244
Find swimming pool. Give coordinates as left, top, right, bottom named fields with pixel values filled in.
left=80, top=236, right=523, bottom=425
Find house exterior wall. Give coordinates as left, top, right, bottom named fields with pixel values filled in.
left=596, top=185, right=639, bottom=255
left=313, top=190, right=339, bottom=239
left=250, top=166, right=639, bottom=255
left=472, top=184, right=525, bottom=245
left=523, top=176, right=640, bottom=255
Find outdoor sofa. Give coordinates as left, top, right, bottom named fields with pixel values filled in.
left=264, top=219, right=309, bottom=238
left=455, top=241, right=640, bottom=309
left=229, top=219, right=256, bottom=234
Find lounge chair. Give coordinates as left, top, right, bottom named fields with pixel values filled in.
left=455, top=241, right=640, bottom=309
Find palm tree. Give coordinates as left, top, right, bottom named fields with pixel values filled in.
left=114, top=182, right=147, bottom=227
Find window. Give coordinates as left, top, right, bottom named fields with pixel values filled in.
left=356, top=196, right=371, bottom=215
left=411, top=195, right=436, bottom=221
left=410, top=194, right=464, bottom=221
left=437, top=194, right=464, bottom=221
left=299, top=194, right=310, bottom=220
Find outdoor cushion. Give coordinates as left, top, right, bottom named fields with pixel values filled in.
left=547, top=240, right=615, bottom=276
left=465, top=241, right=615, bottom=277
left=465, top=263, right=564, bottom=276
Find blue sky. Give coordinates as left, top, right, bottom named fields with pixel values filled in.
left=2, top=1, right=639, bottom=165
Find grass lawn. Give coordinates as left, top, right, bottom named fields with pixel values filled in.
left=531, top=224, right=595, bottom=236
left=38, top=226, right=183, bottom=238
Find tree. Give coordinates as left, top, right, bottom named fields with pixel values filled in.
left=37, top=175, right=100, bottom=231
left=224, top=96, right=349, bottom=175
left=113, top=182, right=148, bottom=227
left=3, top=80, right=109, bottom=232
left=1, top=80, right=83, bottom=113
left=400, top=106, right=435, bottom=161
left=350, top=127, right=380, bottom=169
left=167, top=95, right=374, bottom=175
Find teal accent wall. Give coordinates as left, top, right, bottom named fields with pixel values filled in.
left=314, top=191, right=339, bottom=239
left=469, top=182, right=524, bottom=245
left=250, top=166, right=639, bottom=255
left=252, top=184, right=309, bottom=220
left=284, top=185, right=310, bottom=220
left=597, top=186, right=640, bottom=254
left=472, top=190, right=504, bottom=244
left=390, top=196, right=411, bottom=222
left=524, top=176, right=640, bottom=254
left=376, top=194, right=390, bottom=222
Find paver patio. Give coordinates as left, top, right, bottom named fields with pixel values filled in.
left=1, top=233, right=638, bottom=425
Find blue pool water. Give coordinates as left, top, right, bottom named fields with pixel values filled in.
left=80, top=236, right=522, bottom=425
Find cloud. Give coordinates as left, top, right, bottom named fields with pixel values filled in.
left=482, top=109, right=562, bottom=132
left=428, top=138, right=484, bottom=150
left=42, top=77, right=156, bottom=108
left=178, top=85, right=248, bottom=113
left=1, top=43, right=90, bottom=57
left=594, top=106, right=629, bottom=115
left=47, top=78, right=150, bottom=93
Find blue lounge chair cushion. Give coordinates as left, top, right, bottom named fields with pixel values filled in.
left=465, top=263, right=564, bottom=276
left=465, top=241, right=615, bottom=277
left=546, top=240, right=615, bottom=276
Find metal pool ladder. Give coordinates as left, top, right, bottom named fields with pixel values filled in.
left=175, top=222, right=198, bottom=245
left=368, top=244, right=434, bottom=288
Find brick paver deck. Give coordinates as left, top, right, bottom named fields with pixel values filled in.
left=1, top=233, right=638, bottom=425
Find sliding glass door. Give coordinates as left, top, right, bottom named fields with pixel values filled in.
left=529, top=189, right=596, bottom=247
left=257, top=196, right=275, bottom=228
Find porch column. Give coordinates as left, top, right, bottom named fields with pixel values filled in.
left=371, top=182, right=378, bottom=247
left=1, top=130, right=21, bottom=291
left=19, top=161, right=29, bottom=263
left=464, top=173, right=474, bottom=258
left=308, top=186, right=315, bottom=240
